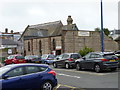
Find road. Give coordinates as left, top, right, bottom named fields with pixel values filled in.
left=50, top=65, right=119, bottom=90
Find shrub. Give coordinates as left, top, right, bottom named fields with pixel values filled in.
left=79, top=46, right=94, bottom=57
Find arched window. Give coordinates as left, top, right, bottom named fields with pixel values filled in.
left=52, top=39, right=56, bottom=50
left=28, top=42, right=30, bottom=51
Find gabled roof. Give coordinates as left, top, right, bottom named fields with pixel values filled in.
left=0, top=39, right=18, bottom=45
left=19, top=20, right=63, bottom=41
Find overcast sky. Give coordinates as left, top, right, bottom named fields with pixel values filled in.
left=0, top=0, right=119, bottom=32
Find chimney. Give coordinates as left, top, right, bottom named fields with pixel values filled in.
left=11, top=30, right=13, bottom=33
left=67, top=15, right=73, bottom=25
left=5, top=28, right=8, bottom=33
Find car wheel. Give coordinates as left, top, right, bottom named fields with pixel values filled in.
left=53, top=63, right=57, bottom=68
left=65, top=63, right=70, bottom=69
left=41, top=81, right=53, bottom=90
left=76, top=63, right=81, bottom=71
left=111, top=68, right=117, bottom=71
left=94, top=64, right=101, bottom=73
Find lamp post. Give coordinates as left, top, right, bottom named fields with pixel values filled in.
left=101, top=0, right=104, bottom=52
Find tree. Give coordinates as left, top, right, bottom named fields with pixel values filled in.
left=79, top=46, right=94, bottom=57
left=95, top=27, right=110, bottom=36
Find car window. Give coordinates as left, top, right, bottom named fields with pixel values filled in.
left=26, top=66, right=40, bottom=74
left=90, top=54, right=102, bottom=58
left=48, top=55, right=55, bottom=59
left=6, top=67, right=24, bottom=78
left=63, top=54, right=69, bottom=59
left=84, top=53, right=91, bottom=59
left=70, top=54, right=81, bottom=59
left=41, top=55, right=48, bottom=59
left=103, top=54, right=118, bottom=59
left=16, top=56, right=25, bottom=59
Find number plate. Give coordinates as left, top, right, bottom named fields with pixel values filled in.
left=19, top=60, right=23, bottom=62
left=110, top=60, right=115, bottom=62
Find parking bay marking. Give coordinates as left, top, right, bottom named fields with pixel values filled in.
left=57, top=73, right=80, bottom=78
left=54, top=68, right=112, bottom=76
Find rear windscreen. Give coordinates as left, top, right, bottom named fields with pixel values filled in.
left=70, top=54, right=81, bottom=59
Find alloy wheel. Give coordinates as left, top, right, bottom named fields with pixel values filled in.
left=42, top=82, right=52, bottom=90
left=95, top=64, right=100, bottom=73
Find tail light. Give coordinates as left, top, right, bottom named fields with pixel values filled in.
left=48, top=70, right=56, bottom=76
left=115, top=58, right=119, bottom=60
left=68, top=58, right=73, bottom=61
left=100, top=59, right=108, bottom=61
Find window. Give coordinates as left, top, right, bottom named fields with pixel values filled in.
left=70, top=54, right=81, bottom=59
left=39, top=40, right=42, bottom=53
left=52, top=39, right=56, bottom=50
left=84, top=53, right=91, bottom=59
left=63, top=54, right=69, bottom=59
left=48, top=55, right=55, bottom=59
left=28, top=42, right=30, bottom=51
left=6, top=67, right=24, bottom=78
left=26, top=66, right=40, bottom=74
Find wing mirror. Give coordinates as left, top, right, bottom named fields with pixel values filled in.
left=82, top=57, right=86, bottom=60
left=2, top=75, right=9, bottom=79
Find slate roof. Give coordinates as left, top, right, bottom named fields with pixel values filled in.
left=29, top=20, right=63, bottom=36
left=0, top=39, right=18, bottom=45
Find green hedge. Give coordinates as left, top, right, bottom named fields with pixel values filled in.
left=0, top=57, right=5, bottom=63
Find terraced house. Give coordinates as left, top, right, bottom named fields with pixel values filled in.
left=19, top=16, right=119, bottom=56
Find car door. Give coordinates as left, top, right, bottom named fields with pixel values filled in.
left=2, top=67, right=24, bottom=89
left=55, top=54, right=64, bottom=66
left=81, top=53, right=93, bottom=69
left=20, top=66, right=42, bottom=89
left=84, top=53, right=97, bottom=69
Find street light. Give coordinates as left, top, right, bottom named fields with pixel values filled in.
left=100, top=0, right=104, bottom=52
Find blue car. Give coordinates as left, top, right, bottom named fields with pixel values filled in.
left=41, top=54, right=55, bottom=64
left=0, top=63, right=57, bottom=90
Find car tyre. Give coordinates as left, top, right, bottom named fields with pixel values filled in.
left=94, top=64, right=101, bottom=73
left=53, top=63, right=57, bottom=68
left=41, top=81, right=53, bottom=90
left=76, top=63, right=81, bottom=71
left=65, top=63, right=70, bottom=69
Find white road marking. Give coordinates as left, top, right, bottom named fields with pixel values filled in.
left=54, top=68, right=117, bottom=76
left=57, top=73, right=80, bottom=78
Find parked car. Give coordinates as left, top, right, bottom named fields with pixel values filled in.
left=114, top=50, right=120, bottom=67
left=4, top=54, right=26, bottom=65
left=53, top=53, right=81, bottom=69
left=25, top=55, right=41, bottom=63
left=0, top=63, right=57, bottom=90
left=41, top=54, right=55, bottom=64
left=75, top=52, right=119, bottom=73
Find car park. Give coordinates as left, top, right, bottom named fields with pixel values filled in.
left=53, top=53, right=81, bottom=69
left=25, top=55, right=41, bottom=63
left=0, top=63, right=57, bottom=90
left=75, top=52, right=119, bottom=73
left=4, top=54, right=26, bottom=65
left=41, top=54, right=55, bottom=64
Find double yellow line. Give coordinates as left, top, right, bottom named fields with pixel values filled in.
left=54, top=84, right=85, bottom=90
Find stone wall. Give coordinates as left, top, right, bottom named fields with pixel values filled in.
left=24, top=30, right=119, bottom=56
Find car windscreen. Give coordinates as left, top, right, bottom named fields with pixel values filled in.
left=41, top=55, right=48, bottom=59
left=16, top=56, right=25, bottom=59
left=103, top=54, right=118, bottom=59
left=0, top=67, right=11, bottom=76
left=70, top=54, right=81, bottom=59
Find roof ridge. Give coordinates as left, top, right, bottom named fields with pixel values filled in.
left=30, top=20, right=62, bottom=27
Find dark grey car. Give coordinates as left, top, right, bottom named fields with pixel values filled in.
left=53, top=53, right=81, bottom=69
left=75, top=52, right=119, bottom=73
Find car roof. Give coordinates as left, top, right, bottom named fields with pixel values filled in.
left=63, top=53, right=80, bottom=55
left=3, top=63, right=49, bottom=69
left=91, top=52, right=115, bottom=55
